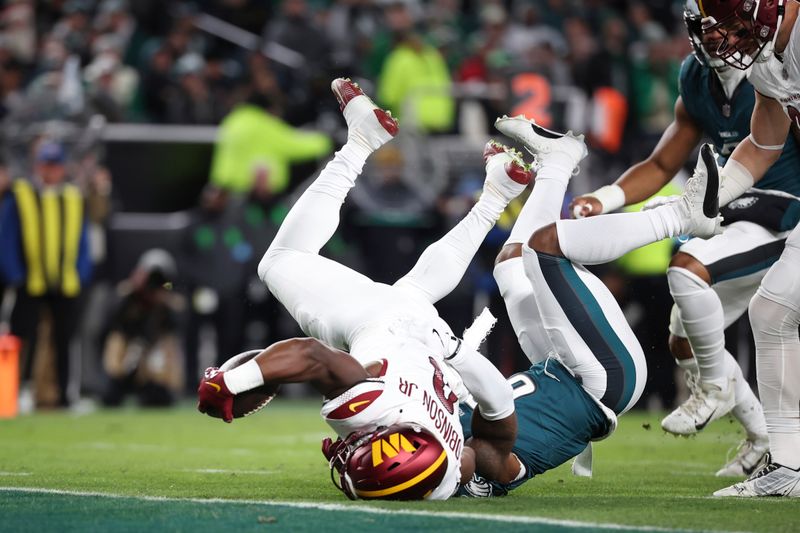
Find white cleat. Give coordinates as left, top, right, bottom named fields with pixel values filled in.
left=494, top=115, right=587, bottom=173
left=714, top=455, right=800, bottom=497
left=716, top=436, right=770, bottom=477
left=675, top=143, right=723, bottom=239
left=482, top=140, right=533, bottom=203
left=661, top=371, right=735, bottom=435
left=331, top=77, right=399, bottom=152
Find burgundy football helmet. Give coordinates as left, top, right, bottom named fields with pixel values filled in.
left=322, top=424, right=449, bottom=500
left=698, top=0, right=787, bottom=69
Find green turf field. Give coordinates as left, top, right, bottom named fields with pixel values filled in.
left=1, top=400, right=798, bottom=532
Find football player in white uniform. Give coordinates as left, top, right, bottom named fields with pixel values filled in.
left=198, top=78, right=532, bottom=500
left=690, top=0, right=800, bottom=497
left=198, top=82, right=725, bottom=499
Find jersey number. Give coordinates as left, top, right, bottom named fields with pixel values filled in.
left=508, top=373, right=537, bottom=400
left=510, top=73, right=553, bottom=127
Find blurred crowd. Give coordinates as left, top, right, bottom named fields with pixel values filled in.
left=0, top=0, right=703, bottom=411
left=0, top=0, right=689, bottom=130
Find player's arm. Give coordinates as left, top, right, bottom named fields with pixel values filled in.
left=198, top=338, right=369, bottom=422
left=465, top=409, right=520, bottom=485
left=443, top=338, right=519, bottom=484
left=570, top=97, right=703, bottom=217
left=718, top=92, right=790, bottom=206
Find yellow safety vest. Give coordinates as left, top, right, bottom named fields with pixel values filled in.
left=12, top=179, right=84, bottom=297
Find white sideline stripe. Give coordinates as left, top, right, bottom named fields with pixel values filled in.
left=182, top=469, right=277, bottom=475
left=0, top=487, right=700, bottom=532
left=0, top=473, right=31, bottom=476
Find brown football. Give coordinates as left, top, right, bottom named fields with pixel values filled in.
left=205, top=349, right=280, bottom=419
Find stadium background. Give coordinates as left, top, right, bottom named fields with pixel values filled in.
left=0, top=0, right=754, bottom=412
left=4, top=2, right=800, bottom=530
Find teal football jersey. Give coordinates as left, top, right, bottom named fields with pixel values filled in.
left=458, top=359, right=611, bottom=497
left=678, top=55, right=800, bottom=196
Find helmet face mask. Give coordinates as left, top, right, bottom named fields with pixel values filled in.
left=323, top=424, right=449, bottom=501
left=696, top=0, right=786, bottom=70
left=702, top=11, right=764, bottom=69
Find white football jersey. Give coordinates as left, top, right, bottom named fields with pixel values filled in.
left=749, top=22, right=800, bottom=124
left=320, top=334, right=464, bottom=500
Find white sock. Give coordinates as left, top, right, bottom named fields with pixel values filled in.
left=556, top=204, right=683, bottom=265
left=729, top=357, right=768, bottom=440
left=395, top=181, right=512, bottom=303
left=506, top=172, right=571, bottom=245
left=223, top=359, right=265, bottom=394
left=478, top=184, right=516, bottom=223
left=750, top=293, right=800, bottom=469
left=493, top=257, right=555, bottom=362
left=667, top=266, right=733, bottom=385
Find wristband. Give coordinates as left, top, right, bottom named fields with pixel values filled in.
left=223, top=359, right=265, bottom=394
left=585, top=184, right=625, bottom=213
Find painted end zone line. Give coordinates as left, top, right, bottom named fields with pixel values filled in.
left=2, top=487, right=698, bottom=532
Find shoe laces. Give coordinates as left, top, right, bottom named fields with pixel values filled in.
left=679, top=372, right=710, bottom=415
left=680, top=176, right=703, bottom=211
left=724, top=439, right=755, bottom=467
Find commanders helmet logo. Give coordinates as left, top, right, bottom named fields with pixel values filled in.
left=371, top=432, right=417, bottom=466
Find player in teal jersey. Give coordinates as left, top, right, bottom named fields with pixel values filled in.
left=458, top=359, right=613, bottom=497
left=453, top=113, right=722, bottom=497
left=570, top=0, right=800, bottom=477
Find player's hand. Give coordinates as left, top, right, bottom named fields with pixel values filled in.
left=197, top=367, right=235, bottom=423
left=568, top=196, right=603, bottom=218
left=641, top=195, right=680, bottom=211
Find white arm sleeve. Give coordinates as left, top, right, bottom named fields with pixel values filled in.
left=446, top=343, right=514, bottom=421
left=718, top=158, right=755, bottom=206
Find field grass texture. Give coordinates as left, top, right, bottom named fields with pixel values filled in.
left=1, top=400, right=799, bottom=532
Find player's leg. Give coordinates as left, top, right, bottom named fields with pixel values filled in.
left=257, top=79, right=398, bottom=347
left=715, top=226, right=800, bottom=497
left=492, top=116, right=645, bottom=414
left=492, top=118, right=587, bottom=362
left=260, top=78, right=396, bottom=265
left=670, top=306, right=769, bottom=476
left=394, top=141, right=532, bottom=303
left=520, top=242, right=647, bottom=414
left=662, top=222, right=781, bottom=442
left=514, top=140, right=720, bottom=265
left=752, top=227, right=800, bottom=470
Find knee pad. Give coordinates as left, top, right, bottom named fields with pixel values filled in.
left=667, top=266, right=709, bottom=299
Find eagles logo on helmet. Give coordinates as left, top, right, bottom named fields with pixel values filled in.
left=321, top=424, right=449, bottom=500
left=697, top=0, right=786, bottom=70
